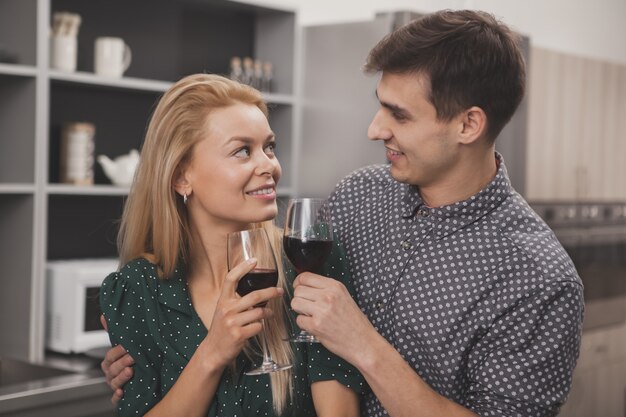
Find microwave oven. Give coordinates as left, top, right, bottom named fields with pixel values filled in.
left=45, top=258, right=118, bottom=354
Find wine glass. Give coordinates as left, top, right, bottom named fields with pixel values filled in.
left=227, top=228, right=293, bottom=375
left=283, top=198, right=334, bottom=343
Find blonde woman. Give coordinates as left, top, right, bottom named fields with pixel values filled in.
left=99, top=74, right=362, bottom=417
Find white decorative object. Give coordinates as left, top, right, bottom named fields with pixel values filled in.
left=94, top=37, right=132, bottom=78
left=97, top=149, right=139, bottom=186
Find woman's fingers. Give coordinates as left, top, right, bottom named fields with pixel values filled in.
left=238, top=286, right=284, bottom=310
left=222, top=258, right=257, bottom=296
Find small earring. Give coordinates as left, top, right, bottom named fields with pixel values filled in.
left=183, top=193, right=188, bottom=205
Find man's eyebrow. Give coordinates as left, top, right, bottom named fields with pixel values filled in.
left=375, top=90, right=412, bottom=119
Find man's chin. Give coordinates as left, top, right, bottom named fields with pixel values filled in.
left=389, top=166, right=411, bottom=184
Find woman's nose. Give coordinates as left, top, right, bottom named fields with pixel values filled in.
left=367, top=110, right=392, bottom=142
left=255, top=151, right=280, bottom=176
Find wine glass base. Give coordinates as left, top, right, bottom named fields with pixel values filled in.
left=244, top=362, right=293, bottom=376
left=288, top=333, right=320, bottom=343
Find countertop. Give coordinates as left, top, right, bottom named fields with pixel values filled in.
left=0, top=353, right=113, bottom=417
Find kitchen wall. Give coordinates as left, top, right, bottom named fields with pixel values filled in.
left=235, top=0, right=626, bottom=66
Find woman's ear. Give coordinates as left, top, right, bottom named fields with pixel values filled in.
left=458, top=106, right=487, bottom=145
left=172, top=166, right=191, bottom=197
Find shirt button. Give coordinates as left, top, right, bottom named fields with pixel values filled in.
left=417, top=208, right=430, bottom=217
left=375, top=300, right=385, bottom=310
left=401, top=240, right=412, bottom=251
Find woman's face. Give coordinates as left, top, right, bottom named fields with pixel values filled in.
left=181, top=103, right=281, bottom=231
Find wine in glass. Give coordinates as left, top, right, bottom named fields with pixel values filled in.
left=283, top=198, right=333, bottom=343
left=227, top=228, right=293, bottom=375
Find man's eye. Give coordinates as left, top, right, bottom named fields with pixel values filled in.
left=392, top=112, right=407, bottom=121
left=234, top=147, right=250, bottom=158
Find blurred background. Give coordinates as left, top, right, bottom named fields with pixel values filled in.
left=0, top=0, right=624, bottom=416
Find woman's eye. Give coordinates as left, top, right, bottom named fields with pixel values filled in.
left=234, top=147, right=250, bottom=158
left=264, top=142, right=276, bottom=155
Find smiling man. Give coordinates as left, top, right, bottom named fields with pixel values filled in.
left=290, top=9, right=584, bottom=417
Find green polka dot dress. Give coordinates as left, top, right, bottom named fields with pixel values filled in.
left=100, top=240, right=364, bottom=417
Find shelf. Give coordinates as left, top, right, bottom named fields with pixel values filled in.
left=46, top=184, right=130, bottom=196
left=49, top=70, right=296, bottom=104
left=0, top=63, right=37, bottom=78
left=49, top=70, right=172, bottom=93
left=0, top=183, right=36, bottom=194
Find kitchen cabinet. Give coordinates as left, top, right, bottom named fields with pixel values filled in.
left=559, top=321, right=626, bottom=417
left=526, top=47, right=626, bottom=201
left=0, top=0, right=298, bottom=362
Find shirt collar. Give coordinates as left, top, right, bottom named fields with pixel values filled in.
left=156, top=260, right=193, bottom=316
left=401, top=152, right=513, bottom=238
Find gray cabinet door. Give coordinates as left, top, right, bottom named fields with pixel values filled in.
left=298, top=16, right=392, bottom=197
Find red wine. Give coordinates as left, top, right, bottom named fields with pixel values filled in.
left=283, top=236, right=332, bottom=273
left=236, top=269, right=279, bottom=297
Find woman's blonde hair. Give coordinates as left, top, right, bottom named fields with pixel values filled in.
left=117, top=73, right=293, bottom=413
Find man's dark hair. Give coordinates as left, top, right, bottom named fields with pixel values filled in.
left=365, top=9, right=526, bottom=142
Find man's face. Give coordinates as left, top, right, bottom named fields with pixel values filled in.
left=368, top=72, right=462, bottom=188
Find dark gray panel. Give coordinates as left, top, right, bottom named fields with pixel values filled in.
left=0, top=195, right=34, bottom=359
left=0, top=76, right=36, bottom=183
left=0, top=0, right=37, bottom=65
left=47, top=195, right=123, bottom=260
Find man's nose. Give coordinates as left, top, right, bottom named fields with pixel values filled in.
left=368, top=110, right=392, bottom=141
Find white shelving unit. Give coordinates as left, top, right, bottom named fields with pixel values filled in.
left=0, top=0, right=299, bottom=362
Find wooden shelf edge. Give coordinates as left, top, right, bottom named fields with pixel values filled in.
left=48, top=70, right=296, bottom=103
left=49, top=70, right=172, bottom=93
left=0, top=183, right=36, bottom=194
left=0, top=63, right=37, bottom=77
left=46, top=184, right=129, bottom=196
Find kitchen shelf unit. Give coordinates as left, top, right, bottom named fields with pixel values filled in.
left=0, top=0, right=299, bottom=363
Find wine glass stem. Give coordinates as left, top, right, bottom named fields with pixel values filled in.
left=260, top=319, right=273, bottom=365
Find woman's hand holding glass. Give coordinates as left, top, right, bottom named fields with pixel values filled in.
left=202, top=255, right=284, bottom=370
left=227, top=228, right=293, bottom=375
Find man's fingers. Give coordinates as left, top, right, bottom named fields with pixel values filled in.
left=295, top=314, right=315, bottom=336
left=292, top=284, right=319, bottom=302
left=110, top=366, right=134, bottom=391
left=100, top=314, right=108, bottom=331
left=293, top=272, right=333, bottom=289
left=102, top=350, right=134, bottom=387
left=222, top=258, right=257, bottom=295
left=291, top=295, right=316, bottom=317
left=111, top=388, right=124, bottom=406
left=102, top=344, right=128, bottom=369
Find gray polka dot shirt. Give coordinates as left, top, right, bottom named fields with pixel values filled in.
left=327, top=154, right=584, bottom=417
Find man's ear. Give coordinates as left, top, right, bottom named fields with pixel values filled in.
left=458, top=106, right=488, bottom=145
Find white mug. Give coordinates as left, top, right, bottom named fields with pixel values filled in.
left=94, top=37, right=132, bottom=78
left=50, top=35, right=77, bottom=72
